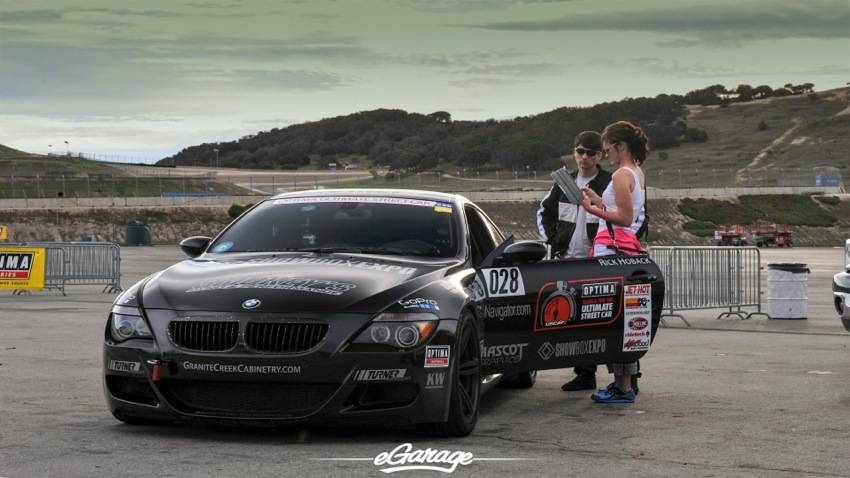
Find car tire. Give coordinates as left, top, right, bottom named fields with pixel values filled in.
left=417, top=311, right=480, bottom=437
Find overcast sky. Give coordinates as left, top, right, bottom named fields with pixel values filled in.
left=1, top=0, right=849, bottom=161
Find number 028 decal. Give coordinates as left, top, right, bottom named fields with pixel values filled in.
left=481, top=267, right=525, bottom=297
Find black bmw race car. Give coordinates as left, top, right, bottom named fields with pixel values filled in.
left=104, top=189, right=664, bottom=436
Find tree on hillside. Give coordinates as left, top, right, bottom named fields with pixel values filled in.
left=428, top=111, right=452, bottom=123
left=735, top=84, right=754, bottom=102
left=753, top=85, right=773, bottom=99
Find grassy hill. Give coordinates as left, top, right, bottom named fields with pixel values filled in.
left=643, top=88, right=849, bottom=187
left=0, top=145, right=126, bottom=176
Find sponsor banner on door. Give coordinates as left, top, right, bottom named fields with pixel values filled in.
left=623, top=284, right=652, bottom=352
left=0, top=247, right=46, bottom=290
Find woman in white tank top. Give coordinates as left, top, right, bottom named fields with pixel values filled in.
left=580, top=120, right=650, bottom=404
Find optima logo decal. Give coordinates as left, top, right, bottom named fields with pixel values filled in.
left=0, top=252, right=34, bottom=279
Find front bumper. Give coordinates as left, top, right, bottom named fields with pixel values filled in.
left=103, top=312, right=458, bottom=426
left=832, top=272, right=850, bottom=332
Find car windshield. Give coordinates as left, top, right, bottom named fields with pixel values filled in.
left=209, top=196, right=460, bottom=258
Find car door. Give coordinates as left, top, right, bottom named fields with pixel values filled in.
left=474, top=229, right=664, bottom=376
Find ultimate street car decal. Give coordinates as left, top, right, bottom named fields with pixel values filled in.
left=533, top=276, right=624, bottom=332
left=186, top=277, right=357, bottom=296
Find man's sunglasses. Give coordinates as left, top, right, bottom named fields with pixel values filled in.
left=574, top=147, right=600, bottom=157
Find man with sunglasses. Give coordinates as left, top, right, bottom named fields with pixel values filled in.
left=537, top=130, right=611, bottom=392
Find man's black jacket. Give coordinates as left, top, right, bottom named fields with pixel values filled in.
left=537, top=167, right=612, bottom=257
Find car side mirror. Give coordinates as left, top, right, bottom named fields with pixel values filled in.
left=498, top=241, right=547, bottom=265
left=180, top=236, right=211, bottom=258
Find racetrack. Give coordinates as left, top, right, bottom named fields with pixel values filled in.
left=1, top=247, right=848, bottom=478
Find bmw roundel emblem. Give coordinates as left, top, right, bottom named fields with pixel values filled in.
left=242, top=299, right=261, bottom=309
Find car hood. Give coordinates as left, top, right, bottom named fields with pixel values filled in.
left=141, top=253, right=455, bottom=313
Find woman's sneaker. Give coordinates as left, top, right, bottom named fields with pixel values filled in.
left=591, top=384, right=635, bottom=404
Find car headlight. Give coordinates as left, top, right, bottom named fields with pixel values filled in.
left=109, top=305, right=152, bottom=342
left=351, top=312, right=438, bottom=349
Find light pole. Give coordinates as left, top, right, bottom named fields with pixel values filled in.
left=64, top=140, right=69, bottom=156
left=213, top=148, right=220, bottom=170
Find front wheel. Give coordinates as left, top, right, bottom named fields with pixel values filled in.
left=417, top=312, right=480, bottom=437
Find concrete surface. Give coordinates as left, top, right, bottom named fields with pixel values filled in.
left=1, top=246, right=848, bottom=478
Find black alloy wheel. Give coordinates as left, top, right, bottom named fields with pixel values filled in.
left=418, top=311, right=481, bottom=437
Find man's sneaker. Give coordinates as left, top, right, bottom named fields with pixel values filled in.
left=591, top=384, right=635, bottom=404
left=561, top=374, right=596, bottom=391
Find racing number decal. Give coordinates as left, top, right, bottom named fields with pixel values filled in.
left=481, top=267, right=525, bottom=297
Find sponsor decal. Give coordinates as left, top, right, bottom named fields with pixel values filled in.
left=272, top=196, right=453, bottom=211
left=541, top=292, right=574, bottom=327
left=181, top=361, right=302, bottom=374
left=623, top=284, right=652, bottom=352
left=534, top=277, right=622, bottom=331
left=480, top=267, right=525, bottom=298
left=186, top=277, right=356, bottom=296
left=246, top=256, right=418, bottom=275
left=480, top=342, right=529, bottom=366
left=477, top=303, right=532, bottom=320
left=0, top=252, right=32, bottom=279
left=537, top=339, right=607, bottom=361
left=399, top=297, right=440, bottom=311
left=425, top=372, right=446, bottom=389
left=107, top=360, right=141, bottom=373
left=424, top=345, right=450, bottom=368
left=628, top=317, right=649, bottom=331
left=316, top=443, right=529, bottom=474
left=433, top=201, right=454, bottom=213
left=0, top=224, right=7, bottom=240
left=0, top=247, right=45, bottom=290
left=354, top=368, right=408, bottom=382
left=597, top=256, right=652, bottom=267
left=468, top=275, right=487, bottom=301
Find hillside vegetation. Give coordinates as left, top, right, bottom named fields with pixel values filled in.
left=159, top=83, right=849, bottom=191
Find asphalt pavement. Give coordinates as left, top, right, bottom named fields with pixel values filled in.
left=1, top=247, right=848, bottom=478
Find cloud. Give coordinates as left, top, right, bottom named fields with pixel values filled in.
left=397, top=0, right=576, bottom=13
left=463, top=0, right=850, bottom=46
left=454, top=62, right=558, bottom=76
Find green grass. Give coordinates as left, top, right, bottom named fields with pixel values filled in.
left=682, top=220, right=717, bottom=237
left=678, top=194, right=836, bottom=227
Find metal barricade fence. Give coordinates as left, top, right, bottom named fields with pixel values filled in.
left=648, top=246, right=767, bottom=326
left=8, top=242, right=121, bottom=295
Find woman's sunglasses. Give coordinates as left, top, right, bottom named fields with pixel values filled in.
left=574, top=147, right=600, bottom=157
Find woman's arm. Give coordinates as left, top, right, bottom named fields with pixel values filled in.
left=581, top=170, right=634, bottom=227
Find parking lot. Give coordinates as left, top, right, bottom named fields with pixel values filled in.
left=1, top=247, right=849, bottom=478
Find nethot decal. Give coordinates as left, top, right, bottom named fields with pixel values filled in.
left=186, top=277, right=356, bottom=296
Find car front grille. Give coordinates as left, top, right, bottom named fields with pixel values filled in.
left=245, top=322, right=328, bottom=353
left=169, top=321, right=239, bottom=352
left=159, top=380, right=339, bottom=417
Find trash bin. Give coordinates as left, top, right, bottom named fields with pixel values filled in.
left=125, top=220, right=151, bottom=246
left=767, top=263, right=810, bottom=319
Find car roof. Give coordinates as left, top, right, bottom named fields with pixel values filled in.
left=269, top=188, right=472, bottom=207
